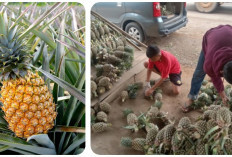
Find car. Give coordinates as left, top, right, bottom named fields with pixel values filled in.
left=92, top=2, right=188, bottom=42
left=194, top=2, right=231, bottom=13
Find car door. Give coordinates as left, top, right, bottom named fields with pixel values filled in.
left=92, top=2, right=126, bottom=27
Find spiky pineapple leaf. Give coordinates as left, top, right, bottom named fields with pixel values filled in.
left=62, top=134, right=85, bottom=155
left=30, top=65, right=85, bottom=104
left=0, top=133, right=56, bottom=154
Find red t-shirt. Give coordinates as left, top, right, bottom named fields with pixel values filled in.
left=148, top=50, right=181, bottom=79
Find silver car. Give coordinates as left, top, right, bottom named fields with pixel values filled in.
left=92, top=2, right=188, bottom=42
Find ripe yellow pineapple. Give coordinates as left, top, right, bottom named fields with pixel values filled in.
left=0, top=13, right=57, bottom=138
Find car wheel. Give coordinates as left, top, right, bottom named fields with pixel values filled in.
left=195, top=2, right=218, bottom=13
left=125, top=22, right=144, bottom=42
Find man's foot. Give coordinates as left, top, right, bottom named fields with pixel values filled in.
left=181, top=100, right=194, bottom=113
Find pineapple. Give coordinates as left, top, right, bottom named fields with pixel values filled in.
left=99, top=102, right=111, bottom=114
left=163, top=124, right=176, bottom=145
left=91, top=81, right=98, bottom=98
left=121, top=90, right=128, bottom=102
left=177, top=117, right=192, bottom=133
left=91, top=122, right=111, bottom=133
left=0, top=71, right=57, bottom=138
left=155, top=93, right=162, bottom=101
left=126, top=113, right=139, bottom=132
left=146, top=126, right=158, bottom=146
left=121, top=137, right=146, bottom=152
left=146, top=107, right=159, bottom=121
left=145, top=123, right=157, bottom=132
left=154, top=127, right=165, bottom=146
left=0, top=14, right=57, bottom=138
left=196, top=140, right=206, bottom=155
left=216, top=107, right=231, bottom=127
left=96, top=111, right=108, bottom=122
left=98, top=77, right=110, bottom=87
left=97, top=86, right=106, bottom=95
left=193, top=120, right=207, bottom=138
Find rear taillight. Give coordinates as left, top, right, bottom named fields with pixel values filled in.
left=153, top=2, right=161, bottom=17
left=184, top=2, right=186, bottom=7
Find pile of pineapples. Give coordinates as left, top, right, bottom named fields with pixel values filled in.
left=91, top=102, right=112, bottom=133
left=121, top=104, right=232, bottom=155
left=191, top=80, right=232, bottom=110
left=120, top=92, right=232, bottom=155
left=91, top=17, right=134, bottom=98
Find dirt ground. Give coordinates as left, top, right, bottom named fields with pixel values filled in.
left=91, top=66, right=208, bottom=155
left=91, top=3, right=232, bottom=155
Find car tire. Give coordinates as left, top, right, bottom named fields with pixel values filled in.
left=125, top=22, right=144, bottom=42
left=195, top=2, right=218, bottom=13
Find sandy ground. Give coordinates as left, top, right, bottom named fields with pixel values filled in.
left=91, top=3, right=232, bottom=155
left=91, top=66, right=206, bottom=155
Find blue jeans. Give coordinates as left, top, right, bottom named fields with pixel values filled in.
left=188, top=50, right=206, bottom=100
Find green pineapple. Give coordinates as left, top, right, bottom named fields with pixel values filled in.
left=146, top=127, right=159, bottom=146
left=146, top=107, right=159, bottom=121
left=196, top=140, right=206, bottom=155
left=122, top=108, right=134, bottom=117
left=121, top=137, right=146, bottom=152
left=154, top=127, right=165, bottom=146
left=121, top=90, right=128, bottom=102
left=194, top=120, right=207, bottom=138
left=99, top=102, right=111, bottom=114
left=92, top=122, right=111, bottom=133
left=177, top=117, right=192, bottom=133
left=163, top=124, right=176, bottom=145
left=98, top=77, right=111, bottom=87
left=126, top=113, right=139, bottom=132
left=155, top=93, right=162, bottom=101
left=91, top=81, right=98, bottom=98
left=145, top=123, right=157, bottom=132
left=216, top=107, right=231, bottom=127
left=96, top=111, right=108, bottom=122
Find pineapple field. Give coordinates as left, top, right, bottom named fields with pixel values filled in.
left=0, top=2, right=85, bottom=155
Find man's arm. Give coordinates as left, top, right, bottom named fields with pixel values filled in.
left=146, top=69, right=152, bottom=82
left=151, top=78, right=165, bottom=91
left=211, top=76, right=228, bottom=105
left=145, top=78, right=165, bottom=96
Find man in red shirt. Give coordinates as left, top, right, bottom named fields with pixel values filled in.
left=144, top=45, right=182, bottom=96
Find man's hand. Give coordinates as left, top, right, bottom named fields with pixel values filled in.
left=145, top=88, right=154, bottom=96
left=145, top=81, right=151, bottom=88
left=219, top=91, right=229, bottom=107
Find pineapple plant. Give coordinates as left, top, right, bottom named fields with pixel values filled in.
left=0, top=3, right=85, bottom=155
left=0, top=7, right=57, bottom=139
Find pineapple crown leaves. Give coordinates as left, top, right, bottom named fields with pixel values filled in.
left=0, top=12, right=32, bottom=81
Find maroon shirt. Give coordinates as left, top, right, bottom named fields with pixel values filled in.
left=203, top=25, right=232, bottom=92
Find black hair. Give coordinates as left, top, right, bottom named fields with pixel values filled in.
left=146, top=45, right=160, bottom=58
left=223, top=61, right=232, bottom=84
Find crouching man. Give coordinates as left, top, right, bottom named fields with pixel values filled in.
left=144, top=45, right=182, bottom=96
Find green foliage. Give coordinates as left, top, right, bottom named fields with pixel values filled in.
left=0, top=2, right=85, bottom=154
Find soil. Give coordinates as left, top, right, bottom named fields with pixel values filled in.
left=91, top=66, right=209, bottom=155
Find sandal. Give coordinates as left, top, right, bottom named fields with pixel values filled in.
left=181, top=102, right=193, bottom=113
